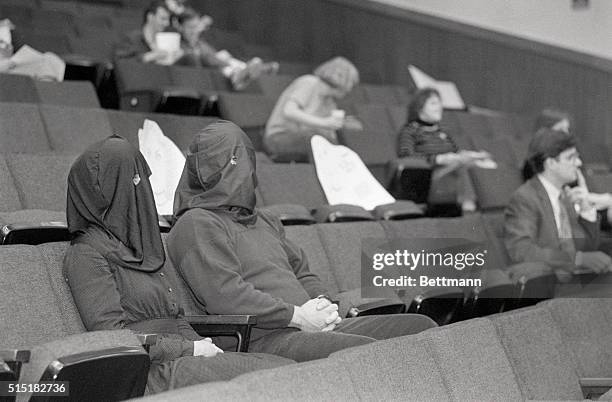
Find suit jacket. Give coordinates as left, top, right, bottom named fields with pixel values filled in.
left=504, top=177, right=600, bottom=276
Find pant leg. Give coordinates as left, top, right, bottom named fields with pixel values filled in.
left=147, top=352, right=294, bottom=394
left=333, top=314, right=437, bottom=340
left=248, top=328, right=375, bottom=362
left=263, top=131, right=314, bottom=163
left=455, top=166, right=476, bottom=204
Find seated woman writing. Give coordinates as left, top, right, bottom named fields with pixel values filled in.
left=397, top=88, right=493, bottom=213
left=63, top=136, right=293, bottom=394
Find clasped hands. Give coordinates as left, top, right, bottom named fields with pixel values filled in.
left=291, top=297, right=342, bottom=332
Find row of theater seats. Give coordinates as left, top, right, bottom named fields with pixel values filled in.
left=0, top=239, right=256, bottom=400
left=0, top=74, right=100, bottom=108
left=0, top=141, right=557, bottom=322
left=138, top=298, right=612, bottom=401
left=2, top=0, right=313, bottom=107
left=3, top=236, right=610, bottom=400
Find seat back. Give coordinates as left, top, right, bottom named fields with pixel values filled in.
left=217, top=92, right=276, bottom=150
left=543, top=298, right=612, bottom=377
left=426, top=318, right=524, bottom=401
left=315, top=221, right=386, bottom=292
left=34, top=80, right=101, bottom=108
left=0, top=245, right=72, bottom=349
left=257, top=163, right=327, bottom=209
left=0, top=102, right=50, bottom=152
left=0, top=154, right=23, bottom=212
left=0, top=74, right=39, bottom=103
left=7, top=153, right=77, bottom=211
left=40, top=105, right=113, bottom=152
left=231, top=357, right=359, bottom=401
left=283, top=224, right=339, bottom=295
left=340, top=104, right=396, bottom=168
left=330, top=332, right=450, bottom=401
left=489, top=306, right=583, bottom=400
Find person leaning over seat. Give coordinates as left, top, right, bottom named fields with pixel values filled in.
left=263, top=56, right=363, bottom=163
left=63, top=136, right=294, bottom=395
left=166, top=121, right=437, bottom=363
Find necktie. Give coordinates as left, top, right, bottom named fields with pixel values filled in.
left=558, top=192, right=576, bottom=257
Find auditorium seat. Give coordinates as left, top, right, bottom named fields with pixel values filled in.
left=284, top=225, right=341, bottom=297
left=0, top=154, right=23, bottom=212
left=338, top=103, right=396, bottom=183
left=256, top=162, right=327, bottom=210
left=40, top=104, right=113, bottom=151
left=543, top=298, right=612, bottom=378
left=491, top=306, right=585, bottom=400
left=115, top=59, right=172, bottom=112
left=6, top=153, right=77, bottom=211
left=138, top=300, right=612, bottom=401
left=106, top=109, right=219, bottom=151
left=257, top=74, right=295, bottom=100
left=0, top=243, right=150, bottom=400
left=0, top=74, right=39, bottom=103
left=0, top=75, right=101, bottom=107
left=217, top=92, right=276, bottom=150
left=34, top=80, right=101, bottom=108
left=0, top=102, right=50, bottom=152
left=426, top=318, right=524, bottom=400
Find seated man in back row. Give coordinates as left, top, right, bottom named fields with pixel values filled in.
left=167, top=121, right=436, bottom=362
left=504, top=127, right=612, bottom=293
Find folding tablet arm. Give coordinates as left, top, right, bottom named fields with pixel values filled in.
left=185, top=315, right=257, bottom=353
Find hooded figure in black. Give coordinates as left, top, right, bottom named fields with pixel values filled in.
left=63, top=136, right=293, bottom=394
left=168, top=121, right=436, bottom=362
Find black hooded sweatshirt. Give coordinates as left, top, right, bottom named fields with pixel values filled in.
left=167, top=121, right=328, bottom=339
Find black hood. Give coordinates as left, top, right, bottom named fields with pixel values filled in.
left=67, top=135, right=165, bottom=272
left=174, top=121, right=258, bottom=224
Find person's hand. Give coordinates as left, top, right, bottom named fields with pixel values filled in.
left=193, top=338, right=224, bottom=357
left=323, top=114, right=345, bottom=131
left=291, top=298, right=340, bottom=332
left=143, top=49, right=169, bottom=63
left=575, top=251, right=612, bottom=274
left=585, top=192, right=612, bottom=210
left=435, top=152, right=463, bottom=165
left=0, top=58, right=15, bottom=72
left=315, top=297, right=341, bottom=331
left=564, top=186, right=595, bottom=213
left=343, top=115, right=364, bottom=131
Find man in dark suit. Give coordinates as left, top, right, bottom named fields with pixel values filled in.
left=504, top=128, right=612, bottom=284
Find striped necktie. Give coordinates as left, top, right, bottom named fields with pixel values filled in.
left=558, top=192, right=576, bottom=257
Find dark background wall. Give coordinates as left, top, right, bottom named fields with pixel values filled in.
left=195, top=0, right=612, bottom=162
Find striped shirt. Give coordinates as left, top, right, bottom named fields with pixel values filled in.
left=397, top=121, right=458, bottom=164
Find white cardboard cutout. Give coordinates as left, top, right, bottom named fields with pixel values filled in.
left=138, top=119, right=186, bottom=215
left=311, top=135, right=395, bottom=210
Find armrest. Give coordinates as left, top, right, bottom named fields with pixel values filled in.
left=386, top=157, right=432, bottom=203
left=0, top=350, right=31, bottom=381
left=159, top=85, right=201, bottom=100
left=1, top=221, right=70, bottom=245
left=580, top=377, right=612, bottom=399
left=0, top=350, right=31, bottom=363
left=185, top=315, right=257, bottom=352
left=312, top=204, right=374, bottom=223
left=259, top=204, right=316, bottom=225
left=347, top=299, right=406, bottom=318
left=372, top=200, right=424, bottom=220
